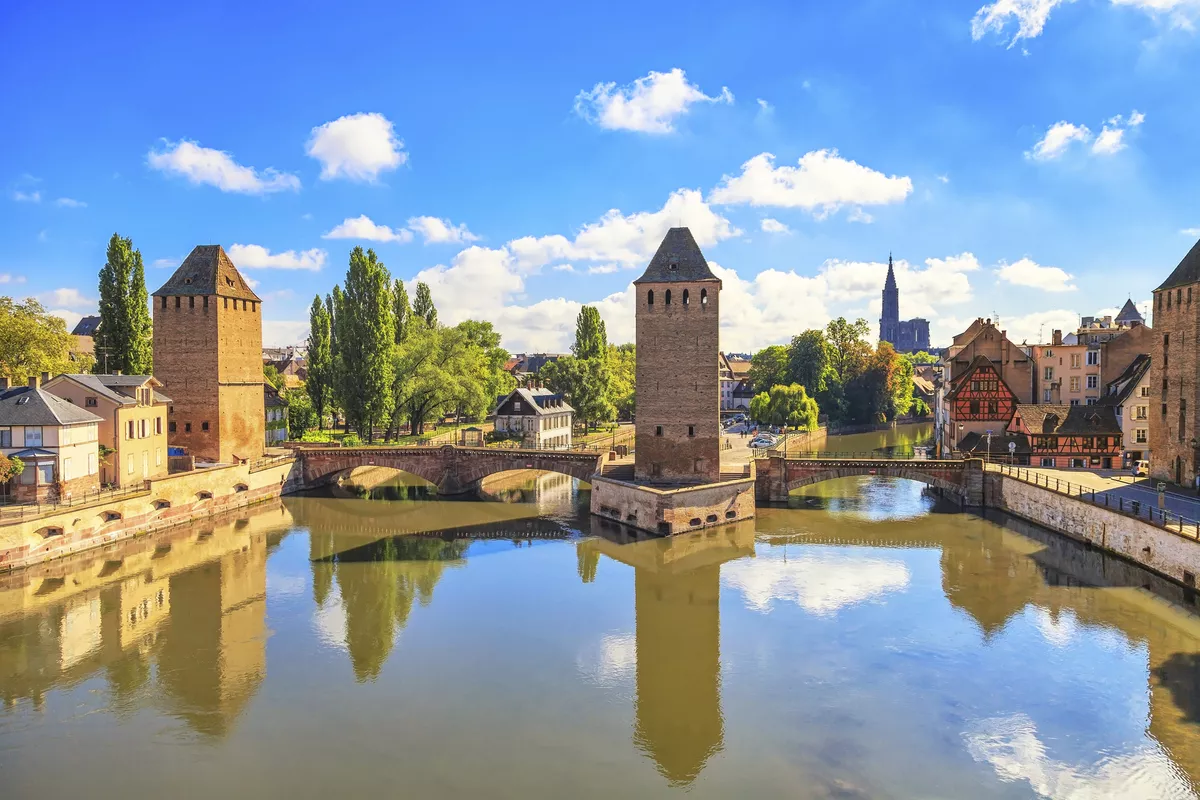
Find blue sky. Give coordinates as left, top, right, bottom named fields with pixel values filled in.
left=3, top=0, right=1199, bottom=353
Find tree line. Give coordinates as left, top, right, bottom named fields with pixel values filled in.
left=303, top=247, right=514, bottom=442
left=747, top=317, right=925, bottom=428
left=536, top=306, right=635, bottom=432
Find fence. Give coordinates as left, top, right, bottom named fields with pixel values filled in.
left=0, top=483, right=150, bottom=522
left=991, top=463, right=1200, bottom=541
left=247, top=453, right=296, bottom=473
left=755, top=450, right=938, bottom=461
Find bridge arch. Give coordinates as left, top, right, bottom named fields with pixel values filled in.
left=785, top=467, right=966, bottom=498
left=758, top=456, right=978, bottom=505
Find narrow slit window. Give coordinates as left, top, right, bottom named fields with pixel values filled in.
left=665, top=290, right=672, bottom=305
left=647, top=290, right=654, bottom=306
left=701, top=288, right=708, bottom=307
left=683, top=289, right=689, bottom=306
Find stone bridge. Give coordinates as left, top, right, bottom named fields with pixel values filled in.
left=296, top=445, right=606, bottom=495
left=756, top=455, right=983, bottom=506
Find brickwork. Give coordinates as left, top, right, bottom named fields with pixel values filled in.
left=152, top=246, right=265, bottom=464
left=755, top=455, right=979, bottom=504
left=590, top=475, right=756, bottom=535
left=1149, top=283, right=1200, bottom=486
left=633, top=232, right=722, bottom=484
left=1100, top=323, right=1154, bottom=386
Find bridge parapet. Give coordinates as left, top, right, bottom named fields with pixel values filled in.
left=755, top=455, right=982, bottom=506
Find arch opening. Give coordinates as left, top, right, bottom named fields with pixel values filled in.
left=683, top=289, right=690, bottom=306
left=665, top=289, right=672, bottom=305
left=647, top=290, right=654, bottom=306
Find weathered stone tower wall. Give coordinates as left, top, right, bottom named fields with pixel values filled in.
left=1149, top=237, right=1200, bottom=487
left=634, top=228, right=721, bottom=484
left=153, top=246, right=264, bottom=464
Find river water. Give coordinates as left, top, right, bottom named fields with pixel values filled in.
left=2, top=424, right=1199, bottom=798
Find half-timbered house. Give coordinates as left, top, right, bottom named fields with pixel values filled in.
left=1008, top=404, right=1123, bottom=470
left=943, top=355, right=1021, bottom=453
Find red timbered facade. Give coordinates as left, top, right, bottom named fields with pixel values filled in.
left=943, top=355, right=1021, bottom=452
left=1008, top=404, right=1123, bottom=470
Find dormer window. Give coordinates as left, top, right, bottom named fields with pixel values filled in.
left=225, top=277, right=235, bottom=287
left=668, top=261, right=678, bottom=271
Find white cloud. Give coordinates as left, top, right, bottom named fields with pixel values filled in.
left=0, top=274, right=22, bottom=284
left=508, top=188, right=740, bottom=271
left=152, top=258, right=177, bottom=268
left=722, top=552, right=911, bottom=615
left=55, top=197, right=86, bottom=208
left=1092, top=110, right=1145, bottom=155
left=971, top=0, right=1071, bottom=46
left=306, top=112, right=406, bottom=182
left=573, top=68, right=733, bottom=134
left=756, top=98, right=774, bottom=114
left=1028, top=121, right=1092, bottom=161
left=587, top=264, right=619, bottom=275
left=37, top=288, right=95, bottom=309
left=760, top=218, right=790, bottom=234
left=322, top=214, right=413, bottom=243
left=575, top=632, right=636, bottom=689
left=965, top=714, right=1195, bottom=800
left=49, top=309, right=84, bottom=330
left=997, top=257, right=1077, bottom=291
left=551, top=264, right=577, bottom=273
left=848, top=207, right=875, bottom=224
left=983, top=308, right=1081, bottom=344
left=226, top=244, right=327, bottom=271
left=709, top=150, right=913, bottom=218
left=1182, top=227, right=1200, bottom=237
left=407, top=215, right=479, bottom=244
left=263, top=319, right=310, bottom=347
left=147, top=140, right=300, bottom=194
left=937, top=174, right=951, bottom=184
left=12, top=190, right=41, bottom=203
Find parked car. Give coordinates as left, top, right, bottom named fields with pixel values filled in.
left=1131, top=460, right=1149, bottom=477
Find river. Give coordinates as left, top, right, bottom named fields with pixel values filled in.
left=1, top=424, right=1199, bottom=798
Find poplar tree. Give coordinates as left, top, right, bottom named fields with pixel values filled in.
left=392, top=279, right=411, bottom=344
left=306, top=295, right=333, bottom=429
left=96, top=233, right=152, bottom=374
left=413, top=282, right=437, bottom=327
left=340, top=247, right=394, bottom=442
left=572, top=306, right=607, bottom=360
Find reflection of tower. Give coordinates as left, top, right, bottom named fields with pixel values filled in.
left=157, top=533, right=267, bottom=737
left=589, top=520, right=755, bottom=786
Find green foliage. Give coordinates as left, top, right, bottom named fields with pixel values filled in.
left=607, top=343, right=635, bottom=420
left=909, top=350, right=940, bottom=365
left=412, top=282, right=437, bottom=328
left=749, top=383, right=820, bottom=431
left=540, top=355, right=615, bottom=431
left=96, top=233, right=152, bottom=374
left=285, top=389, right=317, bottom=439
left=912, top=397, right=931, bottom=418
left=306, top=295, right=333, bottom=428
left=786, top=330, right=832, bottom=395
left=339, top=248, right=395, bottom=441
left=392, top=279, right=411, bottom=344
left=748, top=344, right=789, bottom=392
left=0, top=453, right=23, bottom=482
left=0, top=298, right=79, bottom=381
left=263, top=364, right=285, bottom=390
left=341, top=433, right=363, bottom=447
left=572, top=306, right=607, bottom=360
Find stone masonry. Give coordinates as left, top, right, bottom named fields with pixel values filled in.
left=152, top=245, right=265, bottom=464
left=634, top=228, right=722, bottom=484
left=1149, top=237, right=1200, bottom=487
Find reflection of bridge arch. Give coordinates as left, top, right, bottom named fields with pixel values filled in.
left=756, top=457, right=980, bottom=505
left=298, top=446, right=604, bottom=495
left=786, top=467, right=965, bottom=497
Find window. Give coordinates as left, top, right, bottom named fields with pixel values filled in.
left=189, top=296, right=195, bottom=309
left=969, top=400, right=980, bottom=415
left=203, top=296, right=209, bottom=309
left=665, top=290, right=672, bottom=305
left=1140, top=386, right=1150, bottom=397
left=513, top=401, right=521, bottom=412
left=88, top=452, right=97, bottom=475
left=1190, top=287, right=1194, bottom=305
left=0, top=428, right=9, bottom=448
left=185, top=422, right=192, bottom=433
left=1163, top=378, right=1169, bottom=397
left=1086, top=351, right=1099, bottom=366
left=18, top=465, right=34, bottom=485
left=38, top=463, right=54, bottom=484
left=1086, top=375, right=1098, bottom=390
left=62, top=457, right=72, bottom=480
left=655, top=425, right=663, bottom=436
left=175, top=296, right=181, bottom=309
left=1070, top=377, right=1081, bottom=392
left=647, top=290, right=654, bottom=306
left=128, top=454, right=135, bottom=474
left=1116, top=405, right=1123, bottom=417
left=1070, top=353, right=1081, bottom=368
left=1044, top=349, right=1053, bottom=358
left=701, top=288, right=708, bottom=307
left=1087, top=398, right=1097, bottom=405
left=1041, top=457, right=1055, bottom=467
left=987, top=400, right=998, bottom=415
left=1044, top=367, right=1054, bottom=380
left=169, top=421, right=177, bottom=433
left=1043, top=389, right=1053, bottom=402
left=688, top=425, right=695, bottom=437
left=1070, top=399, right=1080, bottom=406
left=161, top=296, right=168, bottom=309
left=139, top=419, right=148, bottom=438
left=1136, top=429, right=1148, bottom=443
left=224, top=297, right=229, bottom=309
left=24, top=427, right=42, bottom=447
left=85, top=397, right=98, bottom=407
left=1135, top=405, right=1147, bottom=420
left=155, top=417, right=162, bottom=435
left=1180, top=399, right=1187, bottom=443
left=127, top=420, right=135, bottom=439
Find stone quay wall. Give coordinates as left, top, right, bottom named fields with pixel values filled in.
left=985, top=471, right=1200, bottom=587
left=591, top=474, right=756, bottom=535
left=0, top=457, right=298, bottom=572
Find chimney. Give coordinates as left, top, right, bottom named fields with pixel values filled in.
left=0, top=377, right=8, bottom=391
left=28, top=375, right=40, bottom=389
left=41, top=371, right=50, bottom=383
left=115, top=369, right=122, bottom=376
left=1052, top=330, right=1062, bottom=346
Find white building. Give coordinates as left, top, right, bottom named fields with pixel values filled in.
left=0, top=374, right=101, bottom=502
left=1100, top=353, right=1152, bottom=467
left=492, top=388, right=574, bottom=449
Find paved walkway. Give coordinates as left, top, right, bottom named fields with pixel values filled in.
left=995, top=465, right=1200, bottom=522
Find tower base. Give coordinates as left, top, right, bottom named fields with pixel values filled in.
left=590, top=473, right=755, bottom=536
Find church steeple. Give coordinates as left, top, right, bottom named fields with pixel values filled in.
left=880, top=253, right=900, bottom=346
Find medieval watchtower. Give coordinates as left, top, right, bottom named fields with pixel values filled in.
left=152, top=245, right=264, bottom=463
left=633, top=227, right=722, bottom=484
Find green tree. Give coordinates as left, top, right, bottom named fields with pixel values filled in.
left=263, top=363, right=285, bottom=390
left=392, top=322, right=499, bottom=437
left=891, top=351, right=915, bottom=420
left=912, top=397, right=931, bottom=418
left=392, top=280, right=411, bottom=344
left=285, top=389, right=317, bottom=439
left=306, top=295, right=333, bottom=429
left=572, top=306, right=607, bottom=360
left=339, top=247, right=395, bottom=441
left=749, top=383, right=820, bottom=431
left=748, top=344, right=789, bottom=392
left=541, top=355, right=614, bottom=432
left=786, top=330, right=831, bottom=394
left=95, top=233, right=152, bottom=374
left=909, top=350, right=940, bottom=365
left=0, top=452, right=23, bottom=483
left=606, top=343, right=636, bottom=420
left=412, top=282, right=437, bottom=328
left=0, top=298, right=81, bottom=381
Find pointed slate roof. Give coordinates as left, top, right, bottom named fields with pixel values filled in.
left=152, top=245, right=261, bottom=301
left=1114, top=298, right=1144, bottom=325
left=884, top=254, right=897, bottom=290
left=1156, top=237, right=1200, bottom=292
left=634, top=227, right=719, bottom=284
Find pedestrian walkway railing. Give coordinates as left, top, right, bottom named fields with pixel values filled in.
left=991, top=463, right=1200, bottom=541
left=769, top=450, right=939, bottom=461
left=0, top=483, right=151, bottom=522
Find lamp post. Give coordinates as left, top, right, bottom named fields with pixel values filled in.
left=986, top=429, right=993, bottom=465
left=1191, top=437, right=1198, bottom=495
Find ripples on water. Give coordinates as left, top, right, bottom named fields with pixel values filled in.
left=1, top=447, right=1199, bottom=798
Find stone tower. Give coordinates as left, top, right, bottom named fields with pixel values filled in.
left=634, top=228, right=721, bottom=484
left=1149, top=236, right=1200, bottom=487
left=152, top=245, right=264, bottom=463
left=880, top=254, right=900, bottom=346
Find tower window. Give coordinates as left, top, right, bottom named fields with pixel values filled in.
left=665, top=290, right=672, bottom=305
left=168, top=421, right=176, bottom=433
left=647, top=290, right=654, bottom=306
left=683, top=289, right=689, bottom=306
left=655, top=426, right=663, bottom=436
left=688, top=425, right=695, bottom=437
left=201, top=421, right=209, bottom=432
left=701, top=288, right=708, bottom=307
left=203, top=296, right=209, bottom=309
left=175, top=296, right=180, bottom=309
left=161, top=296, right=167, bottom=309
left=185, top=422, right=192, bottom=433
left=189, top=296, right=195, bottom=309
left=224, top=297, right=229, bottom=309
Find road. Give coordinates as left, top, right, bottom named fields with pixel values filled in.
left=994, top=465, right=1200, bottom=522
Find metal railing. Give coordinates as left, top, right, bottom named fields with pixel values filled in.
left=756, top=450, right=943, bottom=461
left=0, top=483, right=151, bottom=522
left=991, top=463, right=1200, bottom=541
left=247, top=453, right=296, bottom=473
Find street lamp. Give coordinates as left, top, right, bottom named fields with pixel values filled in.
left=986, top=429, right=993, bottom=465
